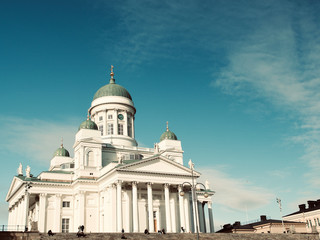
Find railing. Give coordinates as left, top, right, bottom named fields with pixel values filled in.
left=0, top=225, right=26, bottom=232
left=241, top=216, right=271, bottom=225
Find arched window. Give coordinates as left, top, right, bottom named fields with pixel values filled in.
left=87, top=151, right=95, bottom=167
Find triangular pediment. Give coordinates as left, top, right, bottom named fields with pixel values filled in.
left=6, top=176, right=23, bottom=201
left=117, top=155, right=200, bottom=177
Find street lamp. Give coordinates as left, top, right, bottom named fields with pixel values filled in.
left=276, top=197, right=285, bottom=233
left=180, top=160, right=210, bottom=240
left=24, top=182, right=32, bottom=232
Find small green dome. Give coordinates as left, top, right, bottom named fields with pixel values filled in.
left=93, top=79, right=132, bottom=101
left=79, top=118, right=98, bottom=131
left=160, top=130, right=178, bottom=141
left=160, top=122, right=178, bottom=141
left=54, top=145, right=70, bottom=157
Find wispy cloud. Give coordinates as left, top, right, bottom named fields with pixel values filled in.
left=213, top=2, right=320, bottom=190
left=199, top=167, right=274, bottom=230
left=199, top=167, right=273, bottom=210
left=0, top=116, right=77, bottom=164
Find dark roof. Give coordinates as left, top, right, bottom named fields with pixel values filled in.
left=216, top=216, right=304, bottom=233
left=283, top=200, right=320, bottom=217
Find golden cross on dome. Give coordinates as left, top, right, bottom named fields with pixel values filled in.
left=166, top=121, right=169, bottom=131
left=110, top=65, right=114, bottom=79
left=61, top=137, right=64, bottom=148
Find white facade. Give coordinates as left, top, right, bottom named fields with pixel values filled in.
left=6, top=70, right=214, bottom=233
left=283, top=200, right=320, bottom=233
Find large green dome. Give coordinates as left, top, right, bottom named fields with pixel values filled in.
left=54, top=145, right=70, bottom=157
left=93, top=80, right=132, bottom=101
left=160, top=122, right=178, bottom=141
left=79, top=117, right=98, bottom=131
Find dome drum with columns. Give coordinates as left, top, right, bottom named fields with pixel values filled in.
left=6, top=66, right=215, bottom=234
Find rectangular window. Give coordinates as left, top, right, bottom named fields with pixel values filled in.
left=99, top=116, right=103, bottom=121
left=107, top=123, right=113, bottom=135
left=99, top=125, right=103, bottom=135
left=317, top=218, right=320, bottom=226
left=118, top=124, right=123, bottom=135
left=62, top=201, right=70, bottom=208
left=108, top=114, right=113, bottom=120
left=128, top=124, right=132, bottom=137
left=307, top=220, right=309, bottom=228
left=62, top=218, right=69, bottom=233
left=309, top=220, right=312, bottom=227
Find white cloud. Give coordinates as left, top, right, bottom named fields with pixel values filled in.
left=199, top=167, right=273, bottom=211
left=0, top=116, right=77, bottom=164
left=213, top=4, right=320, bottom=190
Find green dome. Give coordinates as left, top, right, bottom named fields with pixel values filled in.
left=160, top=129, right=178, bottom=141
left=54, top=145, right=70, bottom=157
left=93, top=80, right=132, bottom=101
left=79, top=118, right=98, bottom=131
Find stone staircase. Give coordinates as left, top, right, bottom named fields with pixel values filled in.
left=0, top=232, right=319, bottom=240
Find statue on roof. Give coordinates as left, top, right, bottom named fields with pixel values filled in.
left=154, top=143, right=159, bottom=153
left=188, top=159, right=194, bottom=170
left=26, top=165, right=31, bottom=178
left=205, top=180, right=210, bottom=190
left=117, top=152, right=124, bottom=164
left=18, top=163, right=23, bottom=176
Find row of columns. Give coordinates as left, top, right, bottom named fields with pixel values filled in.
left=8, top=184, right=213, bottom=233
left=8, top=196, right=25, bottom=227
left=112, top=181, right=192, bottom=233
left=196, top=200, right=214, bottom=233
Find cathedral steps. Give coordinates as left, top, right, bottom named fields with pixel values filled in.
left=38, top=232, right=320, bottom=240
left=0, top=232, right=319, bottom=240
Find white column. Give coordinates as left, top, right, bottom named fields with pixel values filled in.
left=114, top=109, right=118, bottom=135
left=208, top=201, right=214, bottom=233
left=170, top=192, right=177, bottom=232
left=8, top=208, right=12, bottom=226
left=21, top=198, right=25, bottom=227
left=202, top=202, right=207, bottom=233
left=132, top=115, right=135, bottom=139
left=178, top=185, right=186, bottom=231
left=22, top=195, right=28, bottom=230
left=38, top=193, right=47, bottom=232
left=124, top=187, right=130, bottom=232
left=54, top=194, right=61, bottom=232
left=103, top=187, right=108, bottom=232
left=191, top=189, right=197, bottom=233
left=132, top=182, right=139, bottom=232
left=79, top=191, right=85, bottom=227
left=164, top=184, right=172, bottom=233
left=147, top=183, right=154, bottom=232
left=117, top=180, right=122, bottom=232
left=198, top=201, right=204, bottom=233
left=124, top=111, right=128, bottom=136
left=103, top=111, right=107, bottom=136
left=184, top=192, right=191, bottom=233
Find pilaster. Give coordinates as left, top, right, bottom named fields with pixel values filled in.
left=54, top=194, right=62, bottom=232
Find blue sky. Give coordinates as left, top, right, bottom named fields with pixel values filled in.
left=1, top=0, right=320, bottom=230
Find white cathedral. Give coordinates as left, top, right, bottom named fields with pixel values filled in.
left=6, top=67, right=214, bottom=234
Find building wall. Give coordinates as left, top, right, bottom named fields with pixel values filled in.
left=284, top=210, right=320, bottom=233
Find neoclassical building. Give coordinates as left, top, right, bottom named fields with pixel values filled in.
left=6, top=67, right=215, bottom=233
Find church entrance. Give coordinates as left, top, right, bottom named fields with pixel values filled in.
left=153, top=211, right=157, bottom=232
